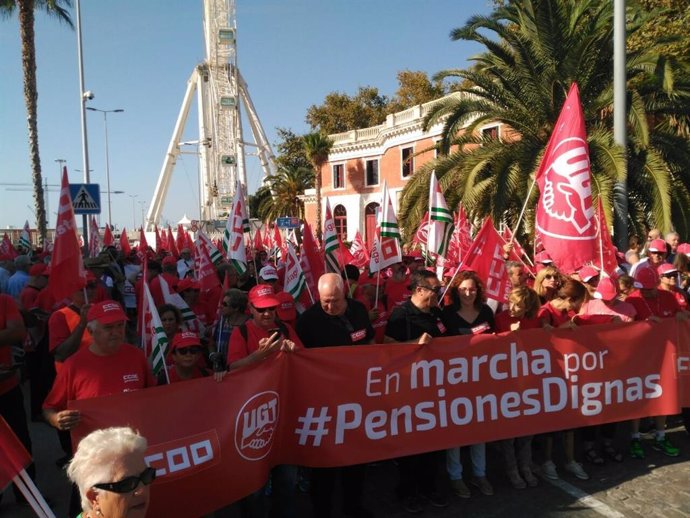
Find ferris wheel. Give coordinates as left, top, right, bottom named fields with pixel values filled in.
left=145, top=0, right=276, bottom=230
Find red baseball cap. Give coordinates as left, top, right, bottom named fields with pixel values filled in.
left=176, top=278, right=200, bottom=293
left=275, top=291, right=296, bottom=322
left=593, top=276, right=617, bottom=301
left=657, top=263, right=678, bottom=276
left=248, top=284, right=280, bottom=309
left=535, top=251, right=553, bottom=264
left=648, top=239, right=667, bottom=253
left=634, top=266, right=659, bottom=289
left=171, top=331, right=202, bottom=351
left=677, top=243, right=690, bottom=257
left=87, top=300, right=127, bottom=325
left=578, top=266, right=600, bottom=283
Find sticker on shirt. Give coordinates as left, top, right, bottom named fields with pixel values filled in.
left=471, top=322, right=490, bottom=335
left=436, top=321, right=446, bottom=334
left=123, top=373, right=141, bottom=384
left=350, top=329, right=367, bottom=342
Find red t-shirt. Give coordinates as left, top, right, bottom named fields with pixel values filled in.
left=537, top=302, right=572, bottom=327
left=167, top=366, right=208, bottom=384
left=0, top=294, right=24, bottom=395
left=227, top=320, right=303, bottom=365
left=626, top=289, right=680, bottom=320
left=495, top=310, right=543, bottom=333
left=43, top=344, right=156, bottom=411
left=384, top=278, right=410, bottom=313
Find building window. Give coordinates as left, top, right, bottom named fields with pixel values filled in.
left=364, top=202, right=380, bottom=248
left=333, top=164, right=345, bottom=189
left=482, top=125, right=499, bottom=140
left=401, top=147, right=414, bottom=177
left=365, top=159, right=379, bottom=186
left=333, top=204, right=347, bottom=240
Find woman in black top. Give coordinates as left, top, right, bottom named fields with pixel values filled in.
left=441, top=271, right=495, bottom=498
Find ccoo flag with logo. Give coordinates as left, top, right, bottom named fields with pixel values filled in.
left=284, top=242, right=307, bottom=300
left=18, top=221, right=31, bottom=252
left=222, top=181, right=250, bottom=274
left=142, top=281, right=169, bottom=379
left=427, top=172, right=454, bottom=258
left=370, top=182, right=402, bottom=273
left=535, top=83, right=598, bottom=274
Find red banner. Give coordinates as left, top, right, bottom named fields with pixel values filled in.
left=72, top=321, right=683, bottom=517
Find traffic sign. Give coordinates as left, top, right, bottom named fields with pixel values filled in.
left=276, top=217, right=300, bottom=229
left=69, top=183, right=101, bottom=215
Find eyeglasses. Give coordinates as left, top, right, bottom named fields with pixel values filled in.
left=93, top=467, right=156, bottom=494
left=175, top=346, right=203, bottom=355
left=252, top=305, right=277, bottom=313
left=661, top=273, right=677, bottom=279
left=419, top=285, right=442, bottom=294
left=544, top=274, right=556, bottom=280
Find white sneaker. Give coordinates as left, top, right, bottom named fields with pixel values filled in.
left=564, top=460, right=589, bottom=480
left=541, top=460, right=559, bottom=480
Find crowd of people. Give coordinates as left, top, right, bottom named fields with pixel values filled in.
left=0, top=227, right=689, bottom=517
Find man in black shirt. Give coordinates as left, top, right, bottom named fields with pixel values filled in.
left=384, top=269, right=450, bottom=514
left=296, top=273, right=373, bottom=518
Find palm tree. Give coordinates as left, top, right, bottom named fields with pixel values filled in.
left=1, top=0, right=73, bottom=246
left=303, top=132, right=333, bottom=240
left=258, top=166, right=314, bottom=243
left=399, top=0, right=690, bottom=244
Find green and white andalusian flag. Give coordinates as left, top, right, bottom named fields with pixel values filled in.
left=222, top=181, right=249, bottom=274
left=18, top=220, right=31, bottom=252
left=142, top=281, right=169, bottom=379
left=284, top=241, right=306, bottom=299
left=322, top=198, right=340, bottom=273
left=195, top=228, right=223, bottom=266
left=158, top=274, right=200, bottom=333
left=427, top=172, right=454, bottom=257
left=370, top=182, right=402, bottom=273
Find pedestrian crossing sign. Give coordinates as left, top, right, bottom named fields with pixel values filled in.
left=69, top=183, right=101, bottom=214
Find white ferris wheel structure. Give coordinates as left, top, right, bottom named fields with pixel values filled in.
left=145, top=0, right=275, bottom=231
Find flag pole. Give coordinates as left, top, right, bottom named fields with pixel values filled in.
left=13, top=472, right=53, bottom=518
left=508, top=176, right=538, bottom=246
left=374, top=272, right=381, bottom=308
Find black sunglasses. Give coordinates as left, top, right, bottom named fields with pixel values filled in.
left=93, top=467, right=156, bottom=494
left=661, top=273, right=677, bottom=278
left=252, top=305, right=277, bottom=313
left=175, top=346, right=203, bottom=355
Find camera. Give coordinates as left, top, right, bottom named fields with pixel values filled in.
left=83, top=90, right=95, bottom=100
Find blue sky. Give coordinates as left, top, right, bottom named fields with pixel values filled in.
left=0, top=0, right=492, bottom=231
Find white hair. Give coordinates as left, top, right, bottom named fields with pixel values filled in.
left=317, top=272, right=344, bottom=296
left=67, top=427, right=148, bottom=512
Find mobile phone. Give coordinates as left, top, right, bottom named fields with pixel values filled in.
left=268, top=328, right=283, bottom=338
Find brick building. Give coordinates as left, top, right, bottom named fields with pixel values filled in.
left=303, top=92, right=503, bottom=247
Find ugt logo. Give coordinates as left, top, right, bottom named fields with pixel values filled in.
left=538, top=137, right=596, bottom=240
left=235, top=391, right=279, bottom=461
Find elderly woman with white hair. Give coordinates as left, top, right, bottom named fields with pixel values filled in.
left=67, top=427, right=154, bottom=518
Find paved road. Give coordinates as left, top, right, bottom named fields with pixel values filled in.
left=1, top=390, right=689, bottom=517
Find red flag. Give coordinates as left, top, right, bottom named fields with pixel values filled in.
left=183, top=229, right=194, bottom=253
left=595, top=199, right=618, bottom=275
left=167, top=226, right=179, bottom=258
left=0, top=416, right=32, bottom=491
left=456, top=206, right=473, bottom=260
left=298, top=244, right=317, bottom=308
left=273, top=225, right=283, bottom=251
left=176, top=225, right=186, bottom=252
left=349, top=230, right=370, bottom=269
left=0, top=233, right=18, bottom=260
left=119, top=228, right=131, bottom=256
left=411, top=211, right=430, bottom=248
left=335, top=237, right=355, bottom=269
left=154, top=225, right=163, bottom=252
left=253, top=227, right=265, bottom=253
left=196, top=241, right=220, bottom=292
left=138, top=227, right=149, bottom=260
left=500, top=226, right=534, bottom=275
left=300, top=221, right=324, bottom=295
left=48, top=167, right=86, bottom=301
left=160, top=226, right=169, bottom=252
left=263, top=225, right=273, bottom=250
left=534, top=83, right=597, bottom=274
left=103, top=224, right=114, bottom=248
left=464, top=218, right=519, bottom=304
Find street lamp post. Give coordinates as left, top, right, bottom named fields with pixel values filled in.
left=87, top=107, right=124, bottom=225
left=128, top=194, right=138, bottom=229
left=138, top=201, right=146, bottom=231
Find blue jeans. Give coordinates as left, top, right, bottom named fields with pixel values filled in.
left=446, top=443, right=486, bottom=480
